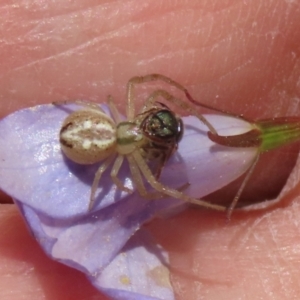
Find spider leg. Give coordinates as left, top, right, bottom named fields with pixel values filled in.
left=184, top=89, right=247, bottom=121
left=129, top=73, right=243, bottom=121
left=107, top=96, right=123, bottom=124
left=226, top=153, right=260, bottom=220
left=53, top=100, right=104, bottom=112
left=126, top=74, right=186, bottom=121
left=110, top=154, right=134, bottom=193
left=129, top=151, right=189, bottom=195
left=144, top=89, right=218, bottom=135
left=127, top=153, right=163, bottom=199
left=138, top=143, right=168, bottom=179
left=131, top=150, right=226, bottom=211
left=126, top=74, right=217, bottom=134
left=89, top=154, right=116, bottom=211
left=126, top=74, right=188, bottom=121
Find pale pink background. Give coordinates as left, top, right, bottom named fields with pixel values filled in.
left=1, top=1, right=300, bottom=299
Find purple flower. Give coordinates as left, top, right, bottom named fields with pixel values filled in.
left=0, top=104, right=257, bottom=299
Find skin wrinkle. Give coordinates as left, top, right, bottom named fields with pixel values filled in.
left=172, top=204, right=300, bottom=294
left=2, top=1, right=120, bottom=21
left=207, top=38, right=249, bottom=79
left=246, top=230, right=274, bottom=298
left=168, top=12, right=233, bottom=48
left=8, top=26, right=130, bottom=74
left=227, top=217, right=263, bottom=252
left=217, top=57, right=255, bottom=81
left=291, top=202, right=300, bottom=232
left=29, top=4, right=109, bottom=21
left=192, top=0, right=236, bottom=13
left=2, top=8, right=143, bottom=72
left=197, top=30, right=278, bottom=85
left=270, top=1, right=281, bottom=19
left=277, top=208, right=300, bottom=254
left=137, top=50, right=189, bottom=67
left=20, top=7, right=183, bottom=66
left=59, top=4, right=262, bottom=72
left=171, top=265, right=231, bottom=289
left=10, top=4, right=264, bottom=77
left=233, top=2, right=245, bottom=24
left=188, top=34, right=253, bottom=80
left=264, top=215, right=291, bottom=297
left=240, top=211, right=299, bottom=299
left=284, top=4, right=297, bottom=25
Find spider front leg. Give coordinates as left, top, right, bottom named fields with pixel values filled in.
left=126, top=74, right=187, bottom=121
left=131, top=150, right=227, bottom=212
left=107, top=96, right=123, bottom=124
left=89, top=154, right=135, bottom=211
left=126, top=153, right=163, bottom=199
left=143, top=89, right=218, bottom=135
left=89, top=155, right=116, bottom=210
left=126, top=74, right=217, bottom=134
left=110, top=154, right=134, bottom=194
left=53, top=100, right=105, bottom=112
left=226, top=153, right=260, bottom=220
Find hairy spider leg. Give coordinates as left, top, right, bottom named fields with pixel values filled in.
left=107, top=95, right=122, bottom=123
left=226, top=154, right=260, bottom=220
left=126, top=152, right=190, bottom=200
left=126, top=74, right=218, bottom=135
left=126, top=74, right=186, bottom=120
left=184, top=89, right=247, bottom=120
left=185, top=92, right=261, bottom=219
left=126, top=153, right=163, bottom=199
left=110, top=154, right=134, bottom=193
left=52, top=99, right=105, bottom=112
left=131, top=150, right=226, bottom=211
left=89, top=154, right=116, bottom=210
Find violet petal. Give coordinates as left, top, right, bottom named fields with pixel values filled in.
left=92, top=229, right=175, bottom=300
left=16, top=194, right=180, bottom=275
left=0, top=104, right=256, bottom=218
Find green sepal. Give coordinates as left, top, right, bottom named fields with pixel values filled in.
left=256, top=117, right=300, bottom=152
left=207, top=116, right=300, bottom=152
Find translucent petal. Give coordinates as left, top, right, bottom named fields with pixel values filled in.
left=92, top=229, right=175, bottom=300
left=0, top=104, right=257, bottom=218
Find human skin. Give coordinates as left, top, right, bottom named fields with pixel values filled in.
left=1, top=0, right=300, bottom=299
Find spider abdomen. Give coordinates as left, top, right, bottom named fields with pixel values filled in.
left=60, top=109, right=117, bottom=164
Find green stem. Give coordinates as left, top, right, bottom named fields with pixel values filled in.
left=257, top=117, right=300, bottom=152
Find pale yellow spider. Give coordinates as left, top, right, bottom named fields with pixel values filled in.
left=56, top=74, right=226, bottom=212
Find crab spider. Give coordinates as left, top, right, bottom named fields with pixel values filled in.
left=55, top=74, right=226, bottom=212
